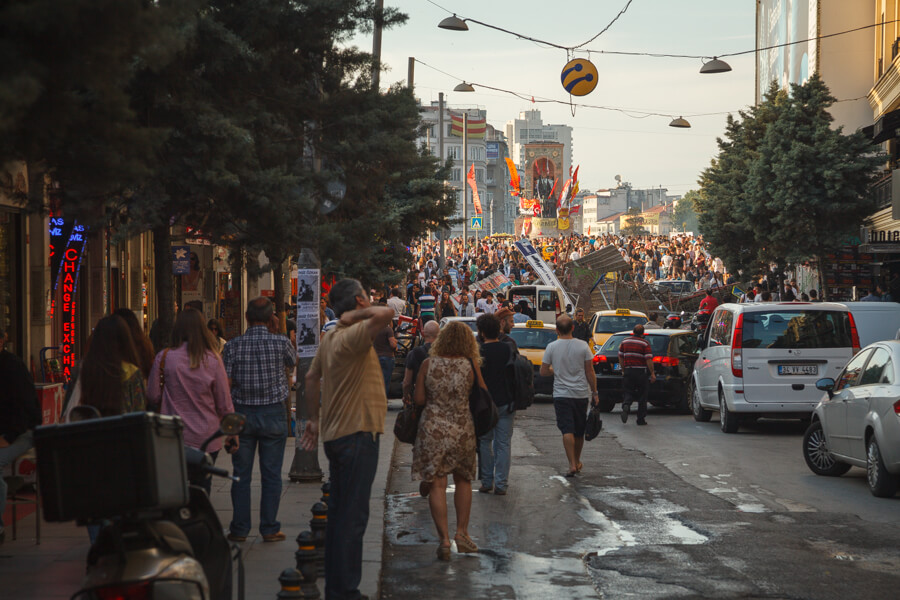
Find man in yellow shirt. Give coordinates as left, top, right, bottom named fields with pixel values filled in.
left=301, top=279, right=393, bottom=600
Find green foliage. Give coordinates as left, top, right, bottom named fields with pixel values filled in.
left=621, top=206, right=647, bottom=236
left=696, top=76, right=881, bottom=275
left=672, top=190, right=700, bottom=233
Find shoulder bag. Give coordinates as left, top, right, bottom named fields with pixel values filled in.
left=149, top=348, right=170, bottom=413
left=393, top=401, right=422, bottom=444
left=468, top=358, right=498, bottom=437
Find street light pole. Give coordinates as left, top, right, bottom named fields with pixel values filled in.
left=463, top=112, right=468, bottom=251
left=438, top=93, right=446, bottom=270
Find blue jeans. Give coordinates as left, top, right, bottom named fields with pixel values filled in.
left=378, top=356, right=394, bottom=397
left=229, top=403, right=287, bottom=536
left=0, top=430, right=34, bottom=530
left=478, top=409, right=515, bottom=491
left=323, top=431, right=379, bottom=600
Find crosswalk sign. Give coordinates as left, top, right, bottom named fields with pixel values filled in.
left=471, top=216, right=483, bottom=230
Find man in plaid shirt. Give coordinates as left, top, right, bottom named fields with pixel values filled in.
left=223, top=297, right=297, bottom=542
left=618, top=324, right=656, bottom=426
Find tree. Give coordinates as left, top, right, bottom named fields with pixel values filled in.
left=745, top=73, right=881, bottom=295
left=621, top=207, right=646, bottom=236
left=672, top=190, right=701, bottom=233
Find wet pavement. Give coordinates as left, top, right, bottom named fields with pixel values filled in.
left=381, top=402, right=900, bottom=599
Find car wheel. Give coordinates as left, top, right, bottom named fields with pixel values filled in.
left=719, top=389, right=739, bottom=434
left=677, top=382, right=691, bottom=414
left=690, top=379, right=711, bottom=422
left=802, top=420, right=851, bottom=476
left=597, top=397, right=616, bottom=413
left=867, top=437, right=900, bottom=498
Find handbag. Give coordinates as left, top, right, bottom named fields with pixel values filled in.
left=149, top=348, right=170, bottom=413
left=468, top=358, right=498, bottom=437
left=585, top=404, right=603, bottom=441
left=393, top=402, right=422, bottom=444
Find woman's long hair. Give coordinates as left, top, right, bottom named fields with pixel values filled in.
left=81, top=315, right=142, bottom=416
left=113, top=308, right=154, bottom=379
left=430, top=321, right=481, bottom=365
left=172, top=308, right=220, bottom=368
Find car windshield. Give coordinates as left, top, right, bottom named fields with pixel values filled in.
left=508, top=328, right=558, bottom=349
left=442, top=319, right=478, bottom=333
left=595, top=316, right=647, bottom=334
left=740, top=310, right=852, bottom=349
left=657, top=281, right=692, bottom=293
left=600, top=333, right=669, bottom=355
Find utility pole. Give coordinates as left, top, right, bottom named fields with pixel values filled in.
left=463, top=112, right=468, bottom=250
left=372, top=0, right=383, bottom=90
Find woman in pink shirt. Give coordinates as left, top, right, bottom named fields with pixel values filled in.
left=148, top=308, right=235, bottom=491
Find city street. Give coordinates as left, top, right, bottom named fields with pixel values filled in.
left=382, top=402, right=900, bottom=599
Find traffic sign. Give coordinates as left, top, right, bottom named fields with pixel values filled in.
left=471, top=216, right=483, bottom=230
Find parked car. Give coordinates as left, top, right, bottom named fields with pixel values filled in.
left=653, top=280, right=696, bottom=296
left=689, top=302, right=860, bottom=433
left=802, top=341, right=900, bottom=497
left=593, top=329, right=700, bottom=413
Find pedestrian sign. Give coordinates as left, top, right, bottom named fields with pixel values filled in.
left=471, top=216, right=483, bottom=230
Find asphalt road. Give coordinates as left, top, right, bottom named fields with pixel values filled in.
left=381, top=401, right=900, bottom=599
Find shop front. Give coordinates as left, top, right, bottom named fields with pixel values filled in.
left=0, top=206, right=24, bottom=355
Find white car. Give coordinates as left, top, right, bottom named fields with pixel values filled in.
left=689, top=302, right=859, bottom=433
left=438, top=316, right=478, bottom=334
left=802, top=341, right=900, bottom=497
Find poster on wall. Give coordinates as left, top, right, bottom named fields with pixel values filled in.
left=295, top=267, right=320, bottom=358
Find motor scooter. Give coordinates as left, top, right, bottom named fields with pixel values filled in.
left=690, top=308, right=712, bottom=332
left=54, top=409, right=246, bottom=600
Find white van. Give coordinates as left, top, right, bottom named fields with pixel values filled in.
left=689, top=302, right=859, bottom=433
left=834, top=302, right=900, bottom=347
left=507, top=285, right=573, bottom=324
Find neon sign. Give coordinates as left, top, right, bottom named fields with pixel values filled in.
left=52, top=221, right=87, bottom=380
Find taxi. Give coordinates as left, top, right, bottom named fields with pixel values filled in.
left=541, top=245, right=556, bottom=261
left=507, top=319, right=558, bottom=397
left=588, top=308, right=650, bottom=350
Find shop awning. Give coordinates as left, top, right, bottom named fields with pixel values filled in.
left=868, top=108, right=900, bottom=144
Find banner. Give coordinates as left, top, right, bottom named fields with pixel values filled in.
left=514, top=239, right=576, bottom=311
left=467, top=164, right=483, bottom=214
left=505, top=157, right=521, bottom=197
left=450, top=112, right=486, bottom=138
left=295, top=266, right=320, bottom=358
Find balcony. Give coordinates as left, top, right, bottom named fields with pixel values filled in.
left=871, top=170, right=892, bottom=209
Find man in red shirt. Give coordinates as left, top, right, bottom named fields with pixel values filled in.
left=699, top=289, right=719, bottom=313
left=617, top=324, right=656, bottom=426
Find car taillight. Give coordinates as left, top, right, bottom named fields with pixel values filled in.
left=652, top=356, right=680, bottom=367
left=894, top=399, right=900, bottom=415
left=848, top=312, right=860, bottom=355
left=94, top=581, right=152, bottom=600
left=593, top=354, right=607, bottom=364
left=731, top=313, right=743, bottom=378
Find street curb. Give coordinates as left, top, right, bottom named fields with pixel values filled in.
left=377, top=435, right=402, bottom=600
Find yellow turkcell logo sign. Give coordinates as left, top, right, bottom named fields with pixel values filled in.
left=561, top=59, right=598, bottom=96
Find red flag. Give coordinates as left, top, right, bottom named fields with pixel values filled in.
left=466, top=164, right=483, bottom=214
left=504, top=157, right=521, bottom=197
left=533, top=204, right=541, bottom=217
left=548, top=178, right=558, bottom=202
left=569, top=204, right=581, bottom=215
left=450, top=112, right=486, bottom=138
left=557, top=179, right=572, bottom=209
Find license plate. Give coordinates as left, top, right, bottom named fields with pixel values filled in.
left=778, top=365, right=817, bottom=376
left=613, top=363, right=621, bottom=371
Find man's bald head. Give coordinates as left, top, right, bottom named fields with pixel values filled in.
left=556, top=314, right=574, bottom=335
left=422, top=320, right=440, bottom=342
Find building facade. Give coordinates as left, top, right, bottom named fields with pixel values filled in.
left=505, top=110, right=574, bottom=181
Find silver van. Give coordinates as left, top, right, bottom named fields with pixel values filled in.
left=689, top=302, right=859, bottom=433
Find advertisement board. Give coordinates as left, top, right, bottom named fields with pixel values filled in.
left=756, top=0, right=817, bottom=104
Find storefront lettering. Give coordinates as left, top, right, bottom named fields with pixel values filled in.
left=56, top=229, right=86, bottom=380
left=868, top=229, right=900, bottom=243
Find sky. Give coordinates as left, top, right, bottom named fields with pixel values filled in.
left=351, top=0, right=758, bottom=196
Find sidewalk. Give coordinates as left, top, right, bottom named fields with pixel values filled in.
left=0, top=416, right=398, bottom=600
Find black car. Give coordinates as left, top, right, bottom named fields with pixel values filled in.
left=592, top=329, right=699, bottom=413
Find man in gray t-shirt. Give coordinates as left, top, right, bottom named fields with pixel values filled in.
left=540, top=315, right=599, bottom=478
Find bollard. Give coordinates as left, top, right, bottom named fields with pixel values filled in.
left=320, top=481, right=330, bottom=506
left=309, top=501, right=328, bottom=577
left=276, top=568, right=303, bottom=599
left=295, top=531, right=321, bottom=600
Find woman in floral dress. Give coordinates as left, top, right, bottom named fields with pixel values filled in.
left=412, top=321, right=484, bottom=560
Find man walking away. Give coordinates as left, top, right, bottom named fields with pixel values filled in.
left=301, top=279, right=394, bottom=600
left=572, top=308, right=591, bottom=342
left=402, top=321, right=439, bottom=404
left=387, top=287, right=405, bottom=318
left=618, top=324, right=656, bottom=426
left=0, top=328, right=41, bottom=544
left=540, top=315, right=598, bottom=477
left=223, top=297, right=297, bottom=543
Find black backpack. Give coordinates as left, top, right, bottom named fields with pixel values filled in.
left=507, top=351, right=535, bottom=411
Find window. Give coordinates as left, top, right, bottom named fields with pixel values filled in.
left=835, top=349, right=873, bottom=391
left=449, top=168, right=461, bottom=182
left=739, top=310, right=852, bottom=350
left=447, top=146, right=461, bottom=160
left=883, top=360, right=895, bottom=384
left=475, top=168, right=484, bottom=183
left=676, top=334, right=698, bottom=355
left=709, top=310, right=733, bottom=346
left=538, top=290, right=556, bottom=312
left=860, top=347, right=892, bottom=386
left=469, top=146, right=485, bottom=161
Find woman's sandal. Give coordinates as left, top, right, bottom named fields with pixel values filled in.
left=454, top=533, right=478, bottom=553
left=436, top=544, right=452, bottom=561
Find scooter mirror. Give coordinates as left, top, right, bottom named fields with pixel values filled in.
left=220, top=413, right=247, bottom=435
left=67, top=405, right=102, bottom=422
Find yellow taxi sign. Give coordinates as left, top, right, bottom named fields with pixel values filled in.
left=615, top=308, right=631, bottom=316
left=525, top=320, right=545, bottom=328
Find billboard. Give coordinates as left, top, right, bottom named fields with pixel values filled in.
left=486, top=141, right=500, bottom=160
left=756, top=0, right=817, bottom=104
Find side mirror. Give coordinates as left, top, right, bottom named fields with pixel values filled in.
left=816, top=378, right=836, bottom=398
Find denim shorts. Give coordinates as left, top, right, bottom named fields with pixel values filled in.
left=553, top=396, right=589, bottom=437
